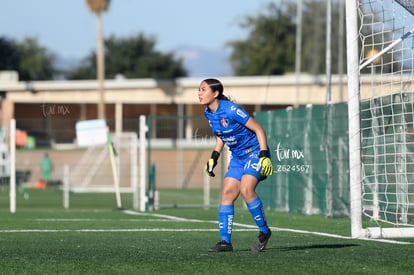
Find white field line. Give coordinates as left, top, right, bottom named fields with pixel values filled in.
left=123, top=210, right=413, bottom=245
left=0, top=209, right=412, bottom=245
left=0, top=229, right=224, bottom=233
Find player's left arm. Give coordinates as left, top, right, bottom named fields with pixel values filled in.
left=245, top=117, right=273, bottom=176
left=244, top=117, right=268, bottom=152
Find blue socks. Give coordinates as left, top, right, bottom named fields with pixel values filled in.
left=218, top=204, right=234, bottom=244
left=218, top=197, right=269, bottom=243
left=246, top=196, right=270, bottom=234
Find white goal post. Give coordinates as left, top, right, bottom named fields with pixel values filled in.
left=65, top=128, right=146, bottom=211
left=346, top=0, right=414, bottom=238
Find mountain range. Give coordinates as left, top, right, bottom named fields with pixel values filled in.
left=54, top=45, right=233, bottom=79
left=173, top=45, right=233, bottom=77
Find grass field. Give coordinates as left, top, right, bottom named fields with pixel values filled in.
left=1, top=186, right=413, bottom=275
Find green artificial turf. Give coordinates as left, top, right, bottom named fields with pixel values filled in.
left=0, top=187, right=413, bottom=274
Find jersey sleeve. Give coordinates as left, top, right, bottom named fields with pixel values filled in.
left=228, top=102, right=250, bottom=125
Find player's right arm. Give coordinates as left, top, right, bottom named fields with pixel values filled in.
left=213, top=136, right=224, bottom=153
left=206, top=137, right=224, bottom=177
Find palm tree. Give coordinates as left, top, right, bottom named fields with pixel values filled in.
left=85, top=0, right=110, bottom=119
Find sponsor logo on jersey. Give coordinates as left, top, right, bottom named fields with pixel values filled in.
left=221, top=118, right=229, bottom=128
left=223, top=135, right=237, bottom=146
left=236, top=109, right=247, bottom=118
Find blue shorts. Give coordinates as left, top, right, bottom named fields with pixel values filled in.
left=224, top=151, right=269, bottom=182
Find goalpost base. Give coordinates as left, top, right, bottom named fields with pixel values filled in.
left=361, top=227, right=414, bottom=239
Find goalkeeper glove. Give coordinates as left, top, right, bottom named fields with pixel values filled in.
left=258, top=150, right=273, bottom=177
left=206, top=151, right=220, bottom=177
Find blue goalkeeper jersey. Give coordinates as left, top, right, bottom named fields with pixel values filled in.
left=205, top=100, right=259, bottom=157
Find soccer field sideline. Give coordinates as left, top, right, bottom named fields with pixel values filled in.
left=0, top=208, right=411, bottom=245
left=2, top=207, right=414, bottom=274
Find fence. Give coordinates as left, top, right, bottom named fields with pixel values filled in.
left=255, top=103, right=350, bottom=217
left=11, top=104, right=351, bottom=214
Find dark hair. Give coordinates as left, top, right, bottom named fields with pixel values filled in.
left=202, top=78, right=230, bottom=101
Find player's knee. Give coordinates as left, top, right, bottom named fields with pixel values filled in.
left=240, top=187, right=255, bottom=201
left=221, top=188, right=238, bottom=203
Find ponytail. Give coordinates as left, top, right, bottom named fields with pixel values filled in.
left=202, top=78, right=230, bottom=101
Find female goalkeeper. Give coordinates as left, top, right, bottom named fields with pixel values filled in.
left=198, top=78, right=273, bottom=252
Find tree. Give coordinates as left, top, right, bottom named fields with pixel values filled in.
left=85, top=0, right=111, bottom=119
left=15, top=38, right=55, bottom=81
left=228, top=1, right=348, bottom=76
left=300, top=0, right=347, bottom=75
left=0, top=36, right=55, bottom=81
left=228, top=2, right=297, bottom=75
left=65, top=34, right=187, bottom=79
left=0, top=37, right=19, bottom=70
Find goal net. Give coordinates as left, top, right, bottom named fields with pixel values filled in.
left=67, top=131, right=139, bottom=209
left=346, top=0, right=414, bottom=238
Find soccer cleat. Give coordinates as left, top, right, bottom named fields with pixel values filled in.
left=208, top=240, right=233, bottom=252
left=251, top=230, right=271, bottom=252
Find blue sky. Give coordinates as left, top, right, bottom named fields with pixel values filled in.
left=1, top=0, right=277, bottom=62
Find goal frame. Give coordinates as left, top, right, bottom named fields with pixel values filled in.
left=346, top=0, right=414, bottom=238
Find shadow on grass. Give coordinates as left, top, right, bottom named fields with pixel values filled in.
left=277, top=243, right=359, bottom=251
left=210, top=244, right=359, bottom=253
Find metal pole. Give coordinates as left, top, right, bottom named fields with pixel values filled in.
left=96, top=12, right=105, bottom=119
left=131, top=133, right=138, bottom=210
left=295, top=0, right=303, bottom=108
left=326, top=0, right=332, bottom=105
left=139, top=115, right=147, bottom=211
left=9, top=119, right=16, bottom=213
left=177, top=104, right=184, bottom=188
left=338, top=0, right=345, bottom=102
left=63, top=164, right=70, bottom=209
